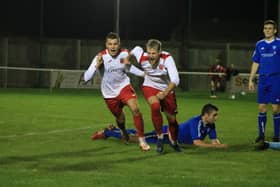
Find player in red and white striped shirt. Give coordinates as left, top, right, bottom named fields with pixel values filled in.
left=83, top=32, right=150, bottom=151
left=130, top=39, right=181, bottom=153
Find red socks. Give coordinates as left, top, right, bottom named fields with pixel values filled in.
left=133, top=113, right=144, bottom=137
left=151, top=102, right=163, bottom=135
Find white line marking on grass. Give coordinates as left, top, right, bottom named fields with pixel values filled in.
left=0, top=126, right=97, bottom=139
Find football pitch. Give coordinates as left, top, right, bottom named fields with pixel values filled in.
left=0, top=88, right=279, bottom=187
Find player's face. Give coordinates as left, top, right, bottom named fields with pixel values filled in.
left=206, top=111, right=218, bottom=124
left=263, top=24, right=277, bottom=40
left=147, top=47, right=160, bottom=64
left=106, top=38, right=120, bottom=57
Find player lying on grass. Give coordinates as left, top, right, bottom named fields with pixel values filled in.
left=92, top=104, right=228, bottom=149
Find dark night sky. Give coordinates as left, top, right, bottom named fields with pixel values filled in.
left=0, top=0, right=278, bottom=42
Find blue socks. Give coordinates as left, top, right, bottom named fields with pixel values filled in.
left=258, top=112, right=267, bottom=137
left=257, top=112, right=280, bottom=139
left=104, top=129, right=137, bottom=139
left=104, top=129, right=122, bottom=139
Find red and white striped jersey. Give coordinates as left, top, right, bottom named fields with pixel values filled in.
left=131, top=46, right=180, bottom=91
left=84, top=49, right=131, bottom=98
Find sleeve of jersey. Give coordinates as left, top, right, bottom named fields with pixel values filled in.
left=128, top=65, right=145, bottom=77
left=84, top=56, right=97, bottom=82
left=208, top=128, right=217, bottom=139
left=130, top=46, right=144, bottom=63
left=166, top=56, right=180, bottom=86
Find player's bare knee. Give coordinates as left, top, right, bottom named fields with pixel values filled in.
left=166, top=114, right=176, bottom=122
left=272, top=105, right=280, bottom=114
left=131, top=108, right=141, bottom=116
left=258, top=104, right=267, bottom=113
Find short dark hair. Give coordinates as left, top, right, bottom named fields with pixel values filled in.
left=201, top=103, right=218, bottom=115
left=264, top=20, right=277, bottom=29
left=106, top=32, right=120, bottom=42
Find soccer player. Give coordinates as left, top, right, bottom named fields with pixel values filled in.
left=225, top=63, right=240, bottom=99
left=129, top=39, right=181, bottom=153
left=83, top=32, right=150, bottom=151
left=249, top=20, right=280, bottom=143
left=92, top=104, right=227, bottom=149
left=209, top=60, right=226, bottom=98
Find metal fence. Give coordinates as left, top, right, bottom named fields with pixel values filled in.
left=0, top=37, right=255, bottom=90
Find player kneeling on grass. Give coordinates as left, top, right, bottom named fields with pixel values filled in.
left=92, top=104, right=227, bottom=149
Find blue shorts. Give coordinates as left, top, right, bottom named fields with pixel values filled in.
left=145, top=126, right=170, bottom=144
left=258, top=74, right=280, bottom=104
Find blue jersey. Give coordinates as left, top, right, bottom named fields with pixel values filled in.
left=104, top=115, right=217, bottom=144
left=252, top=37, right=280, bottom=75
left=176, top=115, right=217, bottom=144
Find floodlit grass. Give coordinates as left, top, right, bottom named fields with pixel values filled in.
left=0, top=88, right=279, bottom=187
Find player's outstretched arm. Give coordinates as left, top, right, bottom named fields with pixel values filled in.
left=128, top=65, right=145, bottom=77
left=210, top=139, right=228, bottom=148
left=130, top=46, right=143, bottom=63
left=124, top=56, right=145, bottom=77
left=193, top=139, right=228, bottom=148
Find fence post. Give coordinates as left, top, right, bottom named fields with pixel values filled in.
left=2, top=38, right=9, bottom=88
left=226, top=43, right=231, bottom=67
left=73, top=39, right=81, bottom=69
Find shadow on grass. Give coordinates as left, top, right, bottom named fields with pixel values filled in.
left=48, top=154, right=158, bottom=172
left=180, top=143, right=255, bottom=153
left=0, top=146, right=109, bottom=165
left=0, top=145, right=158, bottom=172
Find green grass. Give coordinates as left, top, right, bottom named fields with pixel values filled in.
left=0, top=88, right=279, bottom=187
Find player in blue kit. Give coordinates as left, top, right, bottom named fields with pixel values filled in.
left=249, top=20, right=280, bottom=143
left=92, top=104, right=227, bottom=149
